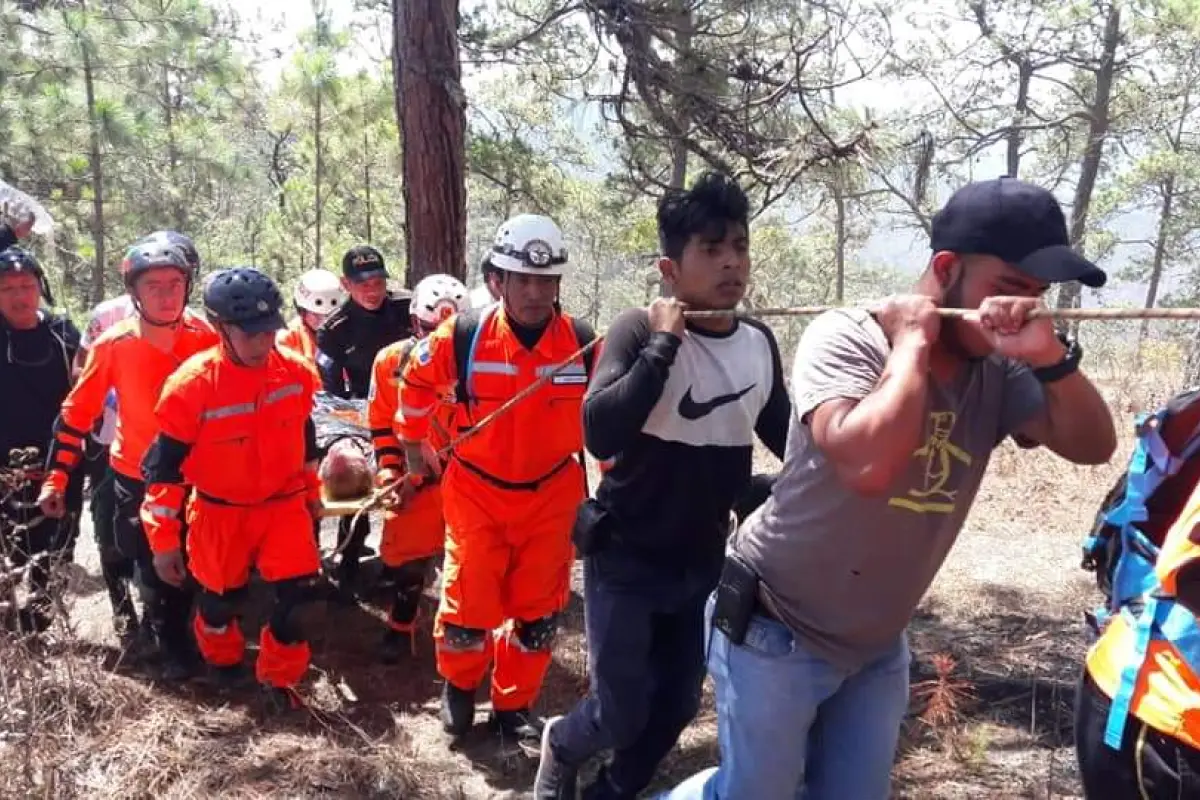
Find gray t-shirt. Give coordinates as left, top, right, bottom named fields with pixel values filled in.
left=733, top=309, right=1046, bottom=669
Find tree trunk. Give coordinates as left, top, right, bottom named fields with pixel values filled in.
left=833, top=175, right=846, bottom=303
left=363, top=128, right=373, bottom=243
left=394, top=0, right=467, bottom=285
left=163, top=65, right=184, bottom=230
left=315, top=89, right=324, bottom=268
left=1139, top=175, right=1174, bottom=352
left=1007, top=60, right=1032, bottom=177
left=82, top=44, right=106, bottom=307
left=1055, top=2, right=1121, bottom=325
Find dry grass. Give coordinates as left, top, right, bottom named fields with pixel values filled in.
left=0, top=357, right=1180, bottom=799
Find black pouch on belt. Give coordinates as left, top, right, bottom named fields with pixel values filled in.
left=712, top=551, right=760, bottom=646
left=572, top=498, right=615, bottom=556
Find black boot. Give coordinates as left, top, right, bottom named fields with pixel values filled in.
left=153, top=592, right=199, bottom=682
left=533, top=715, right=579, bottom=800
left=379, top=564, right=425, bottom=663
left=441, top=681, right=476, bottom=737
left=490, top=706, right=544, bottom=747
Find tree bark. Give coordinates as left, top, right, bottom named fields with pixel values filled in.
left=163, top=64, right=185, bottom=230
left=1139, top=174, right=1174, bottom=354
left=1055, top=2, right=1121, bottom=324
left=82, top=42, right=106, bottom=307
left=833, top=175, right=846, bottom=303
left=315, top=88, right=324, bottom=269
left=393, top=0, right=467, bottom=285
left=1007, top=60, right=1032, bottom=177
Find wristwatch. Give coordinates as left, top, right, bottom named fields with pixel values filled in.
left=1032, top=334, right=1082, bottom=383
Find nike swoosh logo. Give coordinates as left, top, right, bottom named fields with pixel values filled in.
left=678, top=384, right=756, bottom=420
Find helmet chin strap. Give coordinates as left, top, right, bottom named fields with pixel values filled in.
left=216, top=322, right=249, bottom=368
left=131, top=286, right=187, bottom=329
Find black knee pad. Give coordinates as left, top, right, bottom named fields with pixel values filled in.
left=442, top=622, right=487, bottom=652
left=514, top=613, right=559, bottom=653
left=196, top=586, right=246, bottom=628
left=269, top=574, right=321, bottom=644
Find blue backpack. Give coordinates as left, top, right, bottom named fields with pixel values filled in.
left=1081, top=387, right=1200, bottom=748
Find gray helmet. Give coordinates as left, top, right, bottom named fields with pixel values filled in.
left=138, top=230, right=200, bottom=271
left=202, top=267, right=285, bottom=333
left=120, top=240, right=194, bottom=291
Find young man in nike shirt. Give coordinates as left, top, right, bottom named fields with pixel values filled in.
left=534, top=171, right=790, bottom=800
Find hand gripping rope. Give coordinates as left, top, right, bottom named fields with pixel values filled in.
left=324, top=302, right=1200, bottom=525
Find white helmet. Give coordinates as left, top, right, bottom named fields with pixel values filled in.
left=490, top=214, right=569, bottom=277
left=294, top=269, right=345, bottom=315
left=412, top=273, right=469, bottom=326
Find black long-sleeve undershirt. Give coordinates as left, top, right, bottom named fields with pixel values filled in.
left=583, top=308, right=792, bottom=567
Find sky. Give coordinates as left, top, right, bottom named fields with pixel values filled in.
left=216, top=0, right=1153, bottom=309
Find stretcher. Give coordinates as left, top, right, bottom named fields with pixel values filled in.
left=313, top=392, right=375, bottom=519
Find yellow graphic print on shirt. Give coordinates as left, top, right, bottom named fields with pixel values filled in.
left=888, top=411, right=972, bottom=514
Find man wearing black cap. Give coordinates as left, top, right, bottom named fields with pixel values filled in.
left=315, top=245, right=412, bottom=596
left=658, top=177, right=1117, bottom=800
left=316, top=245, right=413, bottom=399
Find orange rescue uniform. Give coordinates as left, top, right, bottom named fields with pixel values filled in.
left=396, top=306, right=588, bottom=711
left=1087, top=485, right=1200, bottom=750
left=277, top=317, right=317, bottom=362
left=44, top=314, right=218, bottom=490
left=140, top=345, right=322, bottom=689
left=369, top=337, right=452, bottom=571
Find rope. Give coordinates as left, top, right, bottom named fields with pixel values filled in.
left=329, top=301, right=1200, bottom=521
left=334, top=336, right=604, bottom=530
left=684, top=305, right=1200, bottom=321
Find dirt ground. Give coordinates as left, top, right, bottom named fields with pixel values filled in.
left=1, top=390, right=1144, bottom=799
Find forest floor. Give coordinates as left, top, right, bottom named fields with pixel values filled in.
left=0, top=372, right=1167, bottom=799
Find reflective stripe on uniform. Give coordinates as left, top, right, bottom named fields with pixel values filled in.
left=400, top=403, right=433, bottom=418
left=265, top=384, right=304, bottom=404
left=537, top=364, right=585, bottom=378
left=202, top=402, right=255, bottom=421
left=471, top=361, right=518, bottom=376
left=147, top=503, right=178, bottom=519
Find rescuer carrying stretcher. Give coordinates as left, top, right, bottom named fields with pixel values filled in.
left=140, top=267, right=323, bottom=707
left=367, top=272, right=469, bottom=663
left=395, top=213, right=596, bottom=745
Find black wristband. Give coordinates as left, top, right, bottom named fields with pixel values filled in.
left=1033, top=335, right=1082, bottom=383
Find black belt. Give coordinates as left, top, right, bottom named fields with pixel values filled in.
left=197, top=488, right=305, bottom=507
left=452, top=455, right=573, bottom=492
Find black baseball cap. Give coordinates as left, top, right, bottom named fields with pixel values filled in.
left=342, top=245, right=388, bottom=283
left=930, top=177, right=1107, bottom=288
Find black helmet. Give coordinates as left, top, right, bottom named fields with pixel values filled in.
left=138, top=230, right=200, bottom=271
left=120, top=240, right=194, bottom=291
left=0, top=246, right=54, bottom=305
left=203, top=267, right=285, bottom=333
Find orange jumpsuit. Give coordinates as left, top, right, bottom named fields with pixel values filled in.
left=369, top=338, right=454, bottom=633
left=396, top=306, right=588, bottom=711
left=140, top=345, right=322, bottom=689
left=277, top=318, right=317, bottom=362
left=44, top=314, right=218, bottom=490
left=370, top=338, right=453, bottom=567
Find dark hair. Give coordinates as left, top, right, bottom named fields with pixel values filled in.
left=480, top=254, right=500, bottom=279
left=657, top=171, right=751, bottom=261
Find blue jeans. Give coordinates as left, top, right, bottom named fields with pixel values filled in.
left=657, top=593, right=911, bottom=800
